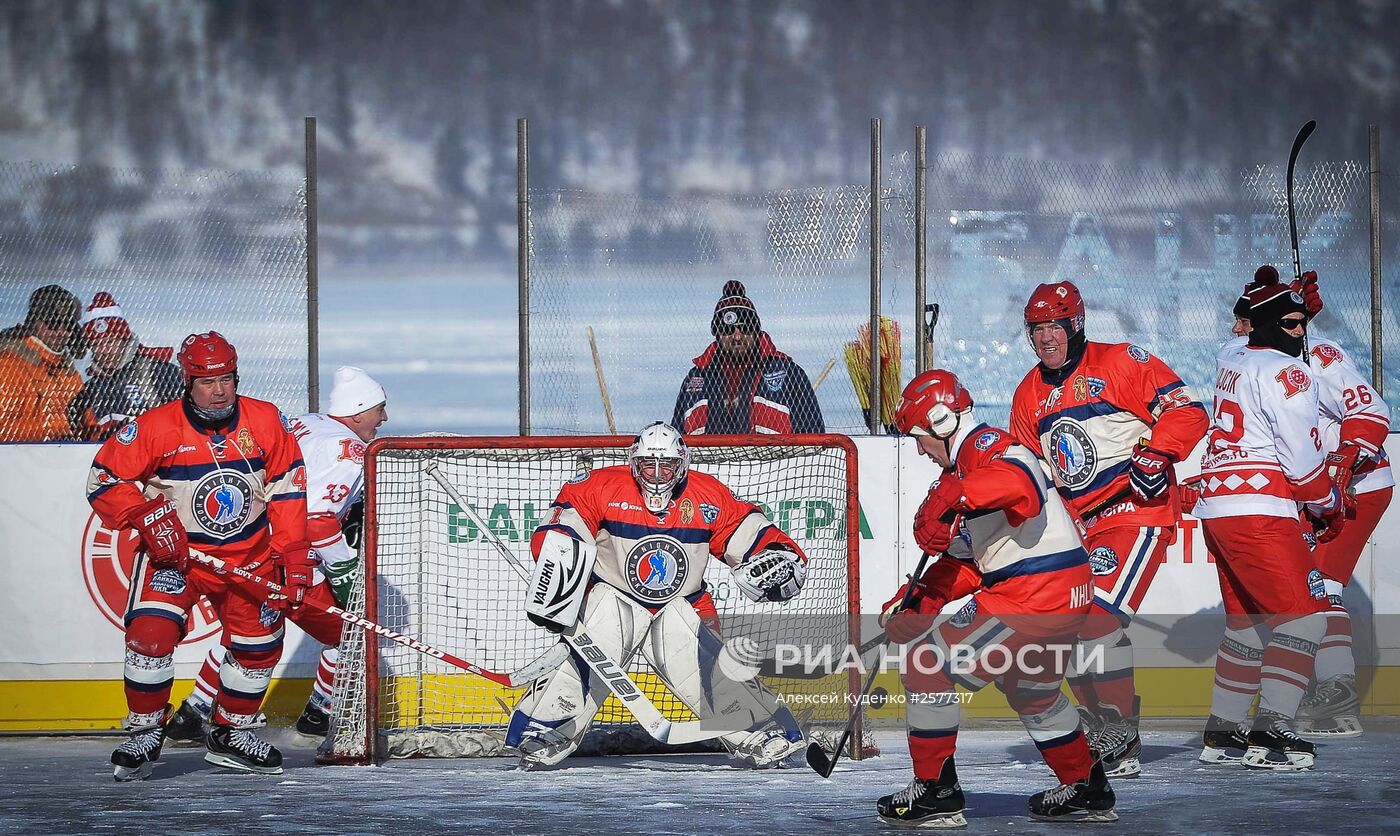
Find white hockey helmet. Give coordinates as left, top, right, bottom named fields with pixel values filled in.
left=628, top=421, right=689, bottom=513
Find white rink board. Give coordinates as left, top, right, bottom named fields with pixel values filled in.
left=0, top=435, right=1396, bottom=681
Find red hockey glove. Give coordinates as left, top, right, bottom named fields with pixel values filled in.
left=879, top=575, right=946, bottom=645
left=1291, top=270, right=1324, bottom=320
left=130, top=496, right=189, bottom=571
left=1178, top=477, right=1204, bottom=516
left=914, top=516, right=955, bottom=557
left=273, top=546, right=314, bottom=611
left=915, top=475, right=967, bottom=547
left=1128, top=444, right=1173, bottom=501
left=1306, top=488, right=1347, bottom=545
left=1325, top=443, right=1362, bottom=518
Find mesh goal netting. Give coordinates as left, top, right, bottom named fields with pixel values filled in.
left=322, top=434, right=866, bottom=764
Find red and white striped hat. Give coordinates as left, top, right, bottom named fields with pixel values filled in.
left=80, top=292, right=131, bottom=340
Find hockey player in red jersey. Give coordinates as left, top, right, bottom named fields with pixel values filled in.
left=1009, top=281, right=1208, bottom=777
left=877, top=370, right=1114, bottom=826
left=166, top=366, right=389, bottom=744
left=1194, top=267, right=1391, bottom=743
left=87, top=332, right=310, bottom=780
left=1194, top=281, right=1341, bottom=770
left=506, top=422, right=810, bottom=769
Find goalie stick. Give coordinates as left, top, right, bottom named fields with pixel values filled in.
left=423, top=460, right=728, bottom=746
left=1287, top=120, right=1317, bottom=285
left=184, top=548, right=567, bottom=688
left=807, top=549, right=935, bottom=778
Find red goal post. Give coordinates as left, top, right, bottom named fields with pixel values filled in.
left=320, top=433, right=866, bottom=764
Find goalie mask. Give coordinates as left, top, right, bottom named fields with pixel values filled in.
left=628, top=422, right=689, bottom=513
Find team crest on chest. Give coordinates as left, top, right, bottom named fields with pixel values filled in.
left=679, top=499, right=694, bottom=524
left=236, top=427, right=257, bottom=457
left=1047, top=419, right=1098, bottom=490
left=1073, top=375, right=1088, bottom=401
left=625, top=535, right=690, bottom=603
left=191, top=470, right=255, bottom=537
left=700, top=503, right=719, bottom=523
left=763, top=369, right=787, bottom=393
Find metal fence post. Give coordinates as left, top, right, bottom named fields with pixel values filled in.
left=914, top=125, right=928, bottom=374
left=305, top=116, right=319, bottom=413
left=1370, top=125, right=1383, bottom=396
left=869, top=117, right=882, bottom=435
left=518, top=117, right=531, bottom=435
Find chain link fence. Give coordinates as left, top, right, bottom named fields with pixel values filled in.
left=0, top=162, right=309, bottom=441
left=529, top=151, right=1397, bottom=433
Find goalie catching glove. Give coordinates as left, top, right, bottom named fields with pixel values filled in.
left=732, top=547, right=806, bottom=603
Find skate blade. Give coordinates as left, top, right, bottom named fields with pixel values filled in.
left=875, top=811, right=968, bottom=828
left=112, top=761, right=154, bottom=782
left=1241, top=747, right=1313, bottom=771
left=1030, top=809, right=1119, bottom=823
left=1103, top=757, right=1140, bottom=778
left=204, top=751, right=284, bottom=775
left=1297, top=718, right=1362, bottom=739
left=1198, top=747, right=1244, bottom=765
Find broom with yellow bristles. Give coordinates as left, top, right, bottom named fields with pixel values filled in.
left=843, top=317, right=902, bottom=433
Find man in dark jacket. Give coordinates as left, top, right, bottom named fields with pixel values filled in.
left=672, top=281, right=823, bottom=435
left=71, top=292, right=183, bottom=440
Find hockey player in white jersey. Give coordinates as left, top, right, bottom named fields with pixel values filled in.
left=167, top=366, right=387, bottom=742
left=1193, top=267, right=1392, bottom=739
left=1193, top=280, right=1341, bottom=770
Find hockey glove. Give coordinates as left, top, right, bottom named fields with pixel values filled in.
left=1305, top=488, right=1346, bottom=545
left=733, top=547, right=807, bottom=603
left=1128, top=444, right=1173, bottom=501
left=1325, top=443, right=1362, bottom=518
left=879, top=574, right=946, bottom=645
left=1178, top=476, right=1204, bottom=516
left=341, top=499, right=365, bottom=551
left=130, top=496, right=189, bottom=571
left=1292, top=270, right=1324, bottom=320
left=915, top=475, right=967, bottom=534
left=274, top=546, right=315, bottom=611
left=914, top=514, right=955, bottom=557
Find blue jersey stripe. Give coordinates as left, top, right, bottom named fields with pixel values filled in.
left=597, top=519, right=711, bottom=544
left=981, top=548, right=1088, bottom=586
left=1036, top=400, right=1120, bottom=437
left=155, top=457, right=267, bottom=482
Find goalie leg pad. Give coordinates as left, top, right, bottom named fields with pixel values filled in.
left=525, top=530, right=598, bottom=632
left=643, top=598, right=804, bottom=767
left=507, top=584, right=650, bottom=767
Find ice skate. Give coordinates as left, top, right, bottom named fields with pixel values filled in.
left=1242, top=712, right=1315, bottom=771
left=877, top=757, right=968, bottom=828
left=164, top=698, right=210, bottom=746
left=1092, top=703, right=1141, bottom=779
left=295, top=699, right=331, bottom=739
left=1200, top=715, right=1249, bottom=765
left=205, top=722, right=284, bottom=775
left=1297, top=675, right=1362, bottom=739
left=111, top=707, right=171, bottom=782
left=1028, top=760, right=1118, bottom=823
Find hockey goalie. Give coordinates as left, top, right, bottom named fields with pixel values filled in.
left=506, top=421, right=809, bottom=769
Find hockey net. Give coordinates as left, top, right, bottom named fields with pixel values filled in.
left=321, top=434, right=867, bottom=764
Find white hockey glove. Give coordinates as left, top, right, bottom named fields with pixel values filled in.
left=732, top=548, right=806, bottom=603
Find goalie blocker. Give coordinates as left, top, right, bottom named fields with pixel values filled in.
left=509, top=422, right=810, bottom=768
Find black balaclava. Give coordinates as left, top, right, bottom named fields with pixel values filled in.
left=1245, top=286, right=1309, bottom=357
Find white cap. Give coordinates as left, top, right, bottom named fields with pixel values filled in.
left=328, top=366, right=386, bottom=418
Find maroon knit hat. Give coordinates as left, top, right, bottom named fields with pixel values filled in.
left=711, top=280, right=760, bottom=336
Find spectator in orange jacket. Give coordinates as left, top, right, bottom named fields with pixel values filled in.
left=0, top=284, right=85, bottom=442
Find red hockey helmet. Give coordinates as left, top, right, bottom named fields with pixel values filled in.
left=895, top=369, right=975, bottom=440
left=1024, top=281, right=1086, bottom=335
left=177, top=331, right=238, bottom=381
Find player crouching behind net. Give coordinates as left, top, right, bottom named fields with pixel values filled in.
left=876, top=370, right=1116, bottom=826
left=507, top=421, right=809, bottom=770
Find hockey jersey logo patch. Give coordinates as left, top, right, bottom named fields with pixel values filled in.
left=1275, top=365, right=1311, bottom=398
left=1047, top=420, right=1098, bottom=490
left=1127, top=345, right=1150, bottom=363
left=1307, top=568, right=1326, bottom=600
left=1088, top=546, right=1119, bottom=576
left=1310, top=343, right=1343, bottom=368
left=701, top=503, right=719, bottom=523
left=973, top=430, right=1000, bottom=451
left=116, top=422, right=138, bottom=445
left=625, top=535, right=690, bottom=603
left=192, top=470, right=255, bottom=537
left=948, top=597, right=977, bottom=629
left=763, top=369, right=787, bottom=393
left=149, top=568, right=187, bottom=595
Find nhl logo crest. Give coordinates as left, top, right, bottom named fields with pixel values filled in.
left=192, top=470, right=255, bottom=537
left=80, top=511, right=220, bottom=638
left=626, top=535, right=690, bottom=602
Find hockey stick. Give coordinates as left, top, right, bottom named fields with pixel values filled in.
left=811, top=357, right=837, bottom=390
left=1286, top=120, right=1317, bottom=284
left=586, top=326, right=618, bottom=434
left=807, top=549, right=936, bottom=778
left=923, top=302, right=940, bottom=371
left=184, top=548, right=567, bottom=688
left=422, top=460, right=725, bottom=746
